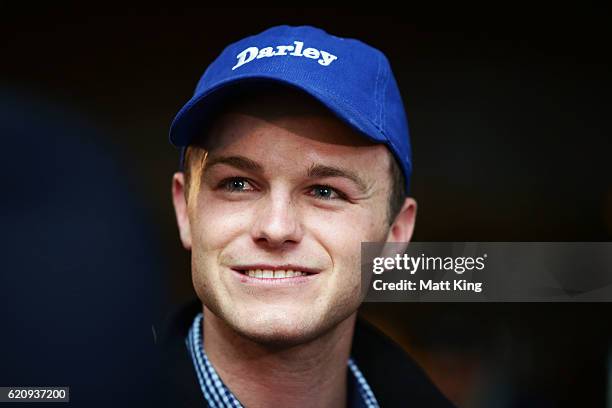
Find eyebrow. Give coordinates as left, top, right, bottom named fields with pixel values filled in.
left=307, top=163, right=369, bottom=193
left=203, top=155, right=263, bottom=173
left=203, top=155, right=369, bottom=193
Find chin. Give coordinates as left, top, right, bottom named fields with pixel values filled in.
left=233, top=304, right=356, bottom=348
left=225, top=308, right=328, bottom=347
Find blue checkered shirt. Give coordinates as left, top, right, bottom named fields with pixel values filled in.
left=186, top=313, right=380, bottom=408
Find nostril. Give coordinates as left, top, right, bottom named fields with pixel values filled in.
left=254, top=235, right=299, bottom=248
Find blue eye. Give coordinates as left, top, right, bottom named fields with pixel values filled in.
left=310, top=185, right=342, bottom=200
left=220, top=178, right=253, bottom=192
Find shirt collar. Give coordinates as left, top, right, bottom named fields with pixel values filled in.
left=186, top=312, right=380, bottom=408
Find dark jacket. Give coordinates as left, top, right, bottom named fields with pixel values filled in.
left=156, top=299, right=455, bottom=408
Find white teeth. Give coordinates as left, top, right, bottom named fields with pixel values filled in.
left=243, top=269, right=308, bottom=278
left=245, top=269, right=262, bottom=278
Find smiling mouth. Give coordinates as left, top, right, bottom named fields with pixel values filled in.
left=240, top=269, right=309, bottom=279
left=232, top=266, right=318, bottom=279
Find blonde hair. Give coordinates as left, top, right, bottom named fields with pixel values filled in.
left=183, top=145, right=208, bottom=214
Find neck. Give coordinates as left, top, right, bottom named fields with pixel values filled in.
left=202, top=307, right=357, bottom=408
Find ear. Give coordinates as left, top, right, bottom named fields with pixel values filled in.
left=385, top=197, right=417, bottom=251
left=172, top=172, right=192, bottom=250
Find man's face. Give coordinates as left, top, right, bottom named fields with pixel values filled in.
left=173, top=92, right=414, bottom=346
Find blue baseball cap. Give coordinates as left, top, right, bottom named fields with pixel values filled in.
left=169, top=25, right=412, bottom=192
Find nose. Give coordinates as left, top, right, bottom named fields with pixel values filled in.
left=251, top=189, right=303, bottom=249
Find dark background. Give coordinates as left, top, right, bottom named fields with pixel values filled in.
left=1, top=6, right=611, bottom=408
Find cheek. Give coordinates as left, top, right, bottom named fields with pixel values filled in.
left=304, top=204, right=389, bottom=275
left=307, top=204, right=388, bottom=246
left=190, top=195, right=254, bottom=250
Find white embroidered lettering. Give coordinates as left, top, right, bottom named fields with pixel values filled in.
left=318, top=50, right=338, bottom=66
left=232, top=47, right=258, bottom=70
left=232, top=40, right=338, bottom=70
left=256, top=47, right=275, bottom=59
left=302, top=48, right=320, bottom=59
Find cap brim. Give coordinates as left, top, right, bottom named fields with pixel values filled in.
left=168, top=74, right=386, bottom=149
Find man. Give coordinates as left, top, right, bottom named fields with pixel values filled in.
left=161, top=25, right=454, bottom=407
